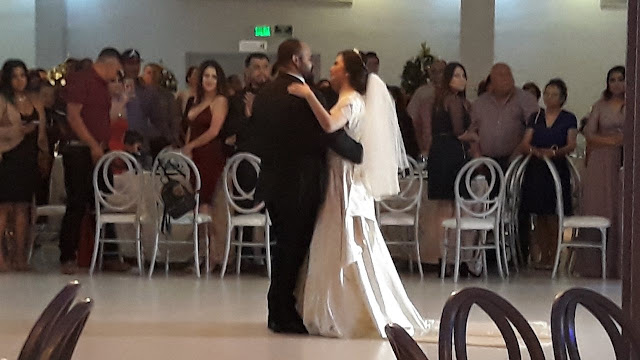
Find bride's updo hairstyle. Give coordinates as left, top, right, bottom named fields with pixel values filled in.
left=339, top=50, right=368, bottom=95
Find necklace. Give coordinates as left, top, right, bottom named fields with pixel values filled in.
left=15, top=94, right=27, bottom=102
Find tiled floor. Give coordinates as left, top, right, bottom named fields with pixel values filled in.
left=0, top=259, right=621, bottom=360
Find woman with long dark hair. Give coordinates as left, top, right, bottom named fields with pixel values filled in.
left=287, top=50, right=430, bottom=338
left=0, top=59, right=47, bottom=271
left=184, top=60, right=229, bottom=211
left=573, top=65, right=625, bottom=278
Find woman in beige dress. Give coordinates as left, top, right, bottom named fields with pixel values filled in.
left=573, top=66, right=625, bottom=278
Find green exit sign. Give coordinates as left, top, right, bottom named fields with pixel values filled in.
left=254, top=26, right=271, bottom=37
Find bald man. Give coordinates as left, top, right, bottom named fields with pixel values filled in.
left=469, top=63, right=539, bottom=170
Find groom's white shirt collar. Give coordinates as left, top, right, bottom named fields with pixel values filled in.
left=287, top=72, right=305, bottom=84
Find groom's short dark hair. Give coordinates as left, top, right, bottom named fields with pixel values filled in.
left=273, top=39, right=304, bottom=75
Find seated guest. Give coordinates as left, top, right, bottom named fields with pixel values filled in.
left=0, top=59, right=47, bottom=271
left=388, top=86, right=420, bottom=159
left=523, top=82, right=542, bottom=102
left=518, top=79, right=577, bottom=269
left=573, top=66, right=625, bottom=278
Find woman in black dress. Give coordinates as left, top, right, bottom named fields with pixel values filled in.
left=519, top=78, right=577, bottom=269
left=0, top=60, right=47, bottom=271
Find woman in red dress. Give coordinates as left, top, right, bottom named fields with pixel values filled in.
left=184, top=60, right=229, bottom=215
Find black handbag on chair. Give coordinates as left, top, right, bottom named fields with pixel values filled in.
left=157, top=159, right=196, bottom=233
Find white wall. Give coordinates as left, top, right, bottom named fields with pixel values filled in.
left=0, top=0, right=36, bottom=66
left=495, top=0, right=627, bottom=117
left=64, top=0, right=461, bottom=87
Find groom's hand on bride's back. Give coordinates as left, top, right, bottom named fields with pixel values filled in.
left=326, top=130, right=364, bottom=164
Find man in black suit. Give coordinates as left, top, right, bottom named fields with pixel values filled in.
left=249, top=39, right=363, bottom=334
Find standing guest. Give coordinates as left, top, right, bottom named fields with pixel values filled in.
left=363, top=52, right=380, bottom=74
left=183, top=60, right=229, bottom=215
left=477, top=74, right=492, bottom=98
left=142, top=63, right=181, bottom=156
left=469, top=63, right=539, bottom=170
left=573, top=66, right=625, bottom=278
left=59, top=48, right=129, bottom=275
left=227, top=74, right=244, bottom=96
left=388, top=86, right=420, bottom=159
left=227, top=53, right=271, bottom=154
left=120, top=49, right=157, bottom=151
left=0, top=59, right=47, bottom=271
left=177, top=66, right=198, bottom=113
left=523, top=82, right=542, bottom=102
left=406, top=59, right=446, bottom=157
left=518, top=79, right=577, bottom=269
left=78, top=58, right=93, bottom=72
left=108, top=73, right=129, bottom=152
left=315, top=79, right=338, bottom=109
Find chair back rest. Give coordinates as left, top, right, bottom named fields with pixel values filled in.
left=378, top=156, right=423, bottom=213
left=511, top=154, right=533, bottom=211
left=92, top=151, right=143, bottom=213
left=541, top=156, right=566, bottom=219
left=503, top=155, right=523, bottom=211
left=566, top=156, right=581, bottom=214
left=38, top=299, right=93, bottom=360
left=19, top=281, right=80, bottom=360
left=385, top=323, right=429, bottom=360
left=453, top=157, right=504, bottom=220
left=551, top=287, right=640, bottom=360
left=439, top=287, right=546, bottom=360
left=223, top=152, right=265, bottom=214
left=151, top=151, right=201, bottom=214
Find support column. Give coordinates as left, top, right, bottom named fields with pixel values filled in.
left=460, top=0, right=494, bottom=99
left=36, top=0, right=67, bottom=68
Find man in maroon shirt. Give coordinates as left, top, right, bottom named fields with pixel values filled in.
left=59, top=48, right=127, bottom=275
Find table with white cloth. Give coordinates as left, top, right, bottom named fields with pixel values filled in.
left=111, top=171, right=228, bottom=263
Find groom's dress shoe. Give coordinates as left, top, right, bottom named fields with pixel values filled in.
left=268, top=320, right=308, bottom=334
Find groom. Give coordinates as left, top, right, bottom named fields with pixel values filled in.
left=249, top=39, right=363, bottom=334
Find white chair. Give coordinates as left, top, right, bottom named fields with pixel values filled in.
left=378, top=156, right=424, bottom=278
left=499, top=155, right=529, bottom=274
left=440, top=157, right=506, bottom=282
left=220, top=152, right=273, bottom=278
left=148, top=151, right=211, bottom=278
left=543, top=157, right=611, bottom=279
left=90, top=151, right=144, bottom=276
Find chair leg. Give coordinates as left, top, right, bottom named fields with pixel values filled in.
left=493, top=229, right=504, bottom=279
left=165, top=249, right=170, bottom=275
left=441, top=229, right=449, bottom=280
left=265, top=223, right=272, bottom=279
left=205, top=223, right=210, bottom=275
left=148, top=231, right=160, bottom=278
left=98, top=241, right=105, bottom=271
left=482, top=249, right=488, bottom=279
left=454, top=229, right=462, bottom=283
left=414, top=223, right=423, bottom=279
left=193, top=222, right=200, bottom=278
left=551, top=226, right=566, bottom=279
left=236, top=227, right=244, bottom=275
left=135, top=220, right=143, bottom=276
left=500, top=222, right=510, bottom=277
left=509, top=222, right=520, bottom=272
left=89, top=221, right=102, bottom=276
left=601, top=227, right=607, bottom=280
left=220, top=223, right=233, bottom=279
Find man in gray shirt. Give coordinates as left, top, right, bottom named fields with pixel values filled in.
left=469, top=63, right=539, bottom=170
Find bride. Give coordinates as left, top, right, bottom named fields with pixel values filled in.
left=287, top=50, right=433, bottom=338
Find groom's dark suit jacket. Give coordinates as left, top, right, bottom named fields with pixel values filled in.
left=249, top=74, right=363, bottom=202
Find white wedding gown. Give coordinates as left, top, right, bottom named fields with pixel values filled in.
left=298, top=91, right=435, bottom=339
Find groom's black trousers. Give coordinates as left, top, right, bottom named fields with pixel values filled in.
left=265, top=184, right=322, bottom=324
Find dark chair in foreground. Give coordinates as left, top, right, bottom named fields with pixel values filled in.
left=551, top=287, right=640, bottom=360
left=439, top=287, right=546, bottom=360
left=18, top=281, right=81, bottom=360
left=385, top=323, right=429, bottom=360
left=38, top=298, right=94, bottom=360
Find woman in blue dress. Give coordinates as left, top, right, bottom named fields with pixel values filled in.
left=519, top=78, right=577, bottom=269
